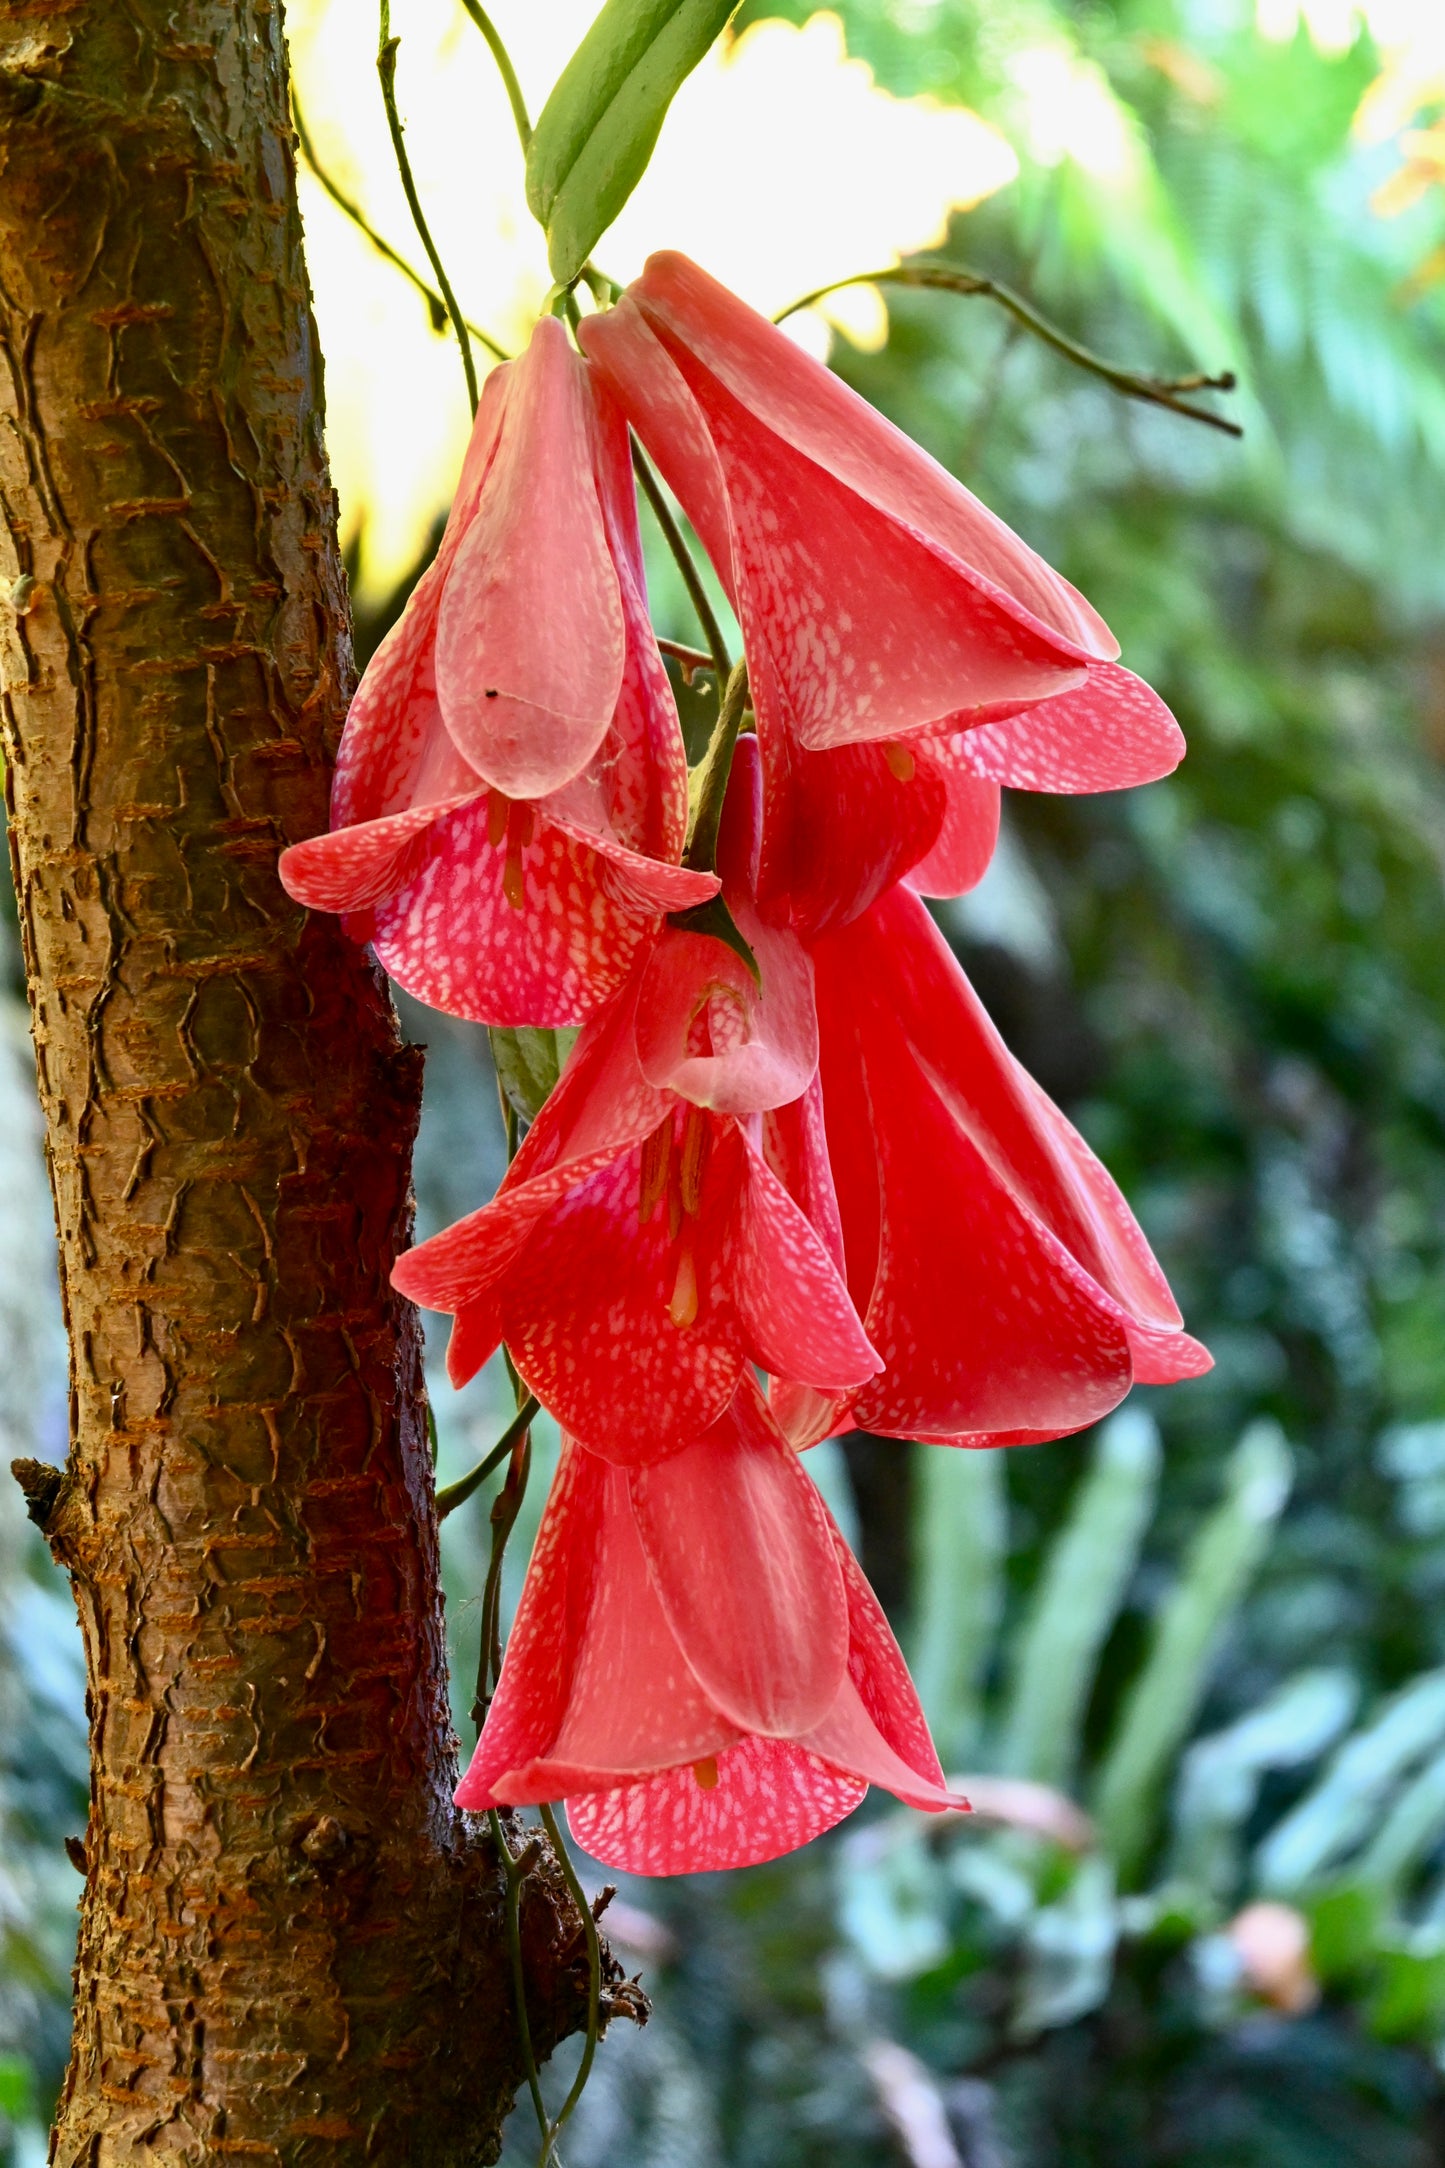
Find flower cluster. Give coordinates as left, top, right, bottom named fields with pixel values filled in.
left=282, top=254, right=1208, bottom=1876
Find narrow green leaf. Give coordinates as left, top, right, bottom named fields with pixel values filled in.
left=489, top=1025, right=578, bottom=1123
left=908, top=1442, right=1006, bottom=1766
left=527, top=0, right=740, bottom=284
left=1000, top=1408, right=1161, bottom=1789
left=1257, top=1668, right=1445, bottom=1896
left=1092, top=1420, right=1292, bottom=1884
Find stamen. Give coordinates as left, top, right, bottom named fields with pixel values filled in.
left=884, top=741, right=916, bottom=783
left=637, top=1119, right=673, bottom=1225
left=487, top=789, right=510, bottom=849
left=692, top=1756, right=719, bottom=1790
left=669, top=1245, right=699, bottom=1330
left=501, top=798, right=534, bottom=911
left=677, top=1106, right=710, bottom=1217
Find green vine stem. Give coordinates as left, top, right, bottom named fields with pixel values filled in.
left=458, top=0, right=533, bottom=153
left=538, top=1803, right=604, bottom=2164
left=775, top=262, right=1242, bottom=437
left=488, top=1812, right=551, bottom=2145
left=436, top=1395, right=541, bottom=1521
left=378, top=1, right=479, bottom=415
left=292, top=86, right=508, bottom=360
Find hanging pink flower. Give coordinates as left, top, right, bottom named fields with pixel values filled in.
left=390, top=744, right=879, bottom=1462
left=773, top=882, right=1211, bottom=1451
left=455, top=1378, right=966, bottom=1874
left=278, top=316, right=717, bottom=1025
left=579, top=253, right=1187, bottom=932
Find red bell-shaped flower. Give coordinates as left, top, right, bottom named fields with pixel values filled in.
left=391, top=746, right=879, bottom=1462
left=455, top=1378, right=966, bottom=1874
left=278, top=316, right=717, bottom=1024
left=774, top=883, right=1211, bottom=1450
left=580, top=253, right=1186, bottom=932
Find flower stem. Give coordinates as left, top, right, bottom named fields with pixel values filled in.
left=775, top=262, right=1242, bottom=437
left=457, top=0, right=533, bottom=153
left=630, top=438, right=732, bottom=684
left=489, top=1810, right=551, bottom=2149
left=377, top=2, right=479, bottom=416
left=538, top=1802, right=603, bottom=2163
left=435, top=1394, right=540, bottom=1521
left=684, top=658, right=749, bottom=875
left=291, top=87, right=508, bottom=359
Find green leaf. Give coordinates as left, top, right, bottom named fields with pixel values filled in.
left=488, top=1026, right=578, bottom=1123
left=665, top=892, right=759, bottom=984
left=1001, top=1408, right=1161, bottom=1789
left=0, top=2055, right=34, bottom=2122
left=527, top=0, right=740, bottom=284
left=1306, top=1881, right=1387, bottom=1984
left=909, top=1441, right=1006, bottom=1766
left=1367, top=1941, right=1445, bottom=2043
left=1091, top=1421, right=1292, bottom=1884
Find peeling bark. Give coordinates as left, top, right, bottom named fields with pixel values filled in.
left=0, top=6, right=618, bottom=2160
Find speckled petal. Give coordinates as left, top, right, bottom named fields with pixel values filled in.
left=634, top=918, right=817, bottom=1114
left=329, top=364, right=511, bottom=836
left=566, top=1738, right=868, bottom=1874
left=579, top=296, right=739, bottom=602
left=636, top=256, right=1113, bottom=647
left=435, top=318, right=625, bottom=799
left=959, top=662, right=1185, bottom=792
left=732, top=1137, right=879, bottom=1391
left=279, top=791, right=477, bottom=914
left=499, top=1134, right=747, bottom=1465
left=368, top=799, right=685, bottom=1028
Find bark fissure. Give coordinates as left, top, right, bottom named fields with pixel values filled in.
left=0, top=7, right=616, bottom=2161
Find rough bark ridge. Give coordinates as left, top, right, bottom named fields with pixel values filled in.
left=0, top=5, right=615, bottom=2160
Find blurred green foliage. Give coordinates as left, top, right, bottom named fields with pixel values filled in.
left=7, top=0, right=1445, bottom=2161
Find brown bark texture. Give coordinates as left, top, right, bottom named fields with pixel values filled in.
left=0, top=5, right=621, bottom=2160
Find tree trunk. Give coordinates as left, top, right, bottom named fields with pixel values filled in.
left=0, top=7, right=614, bottom=2160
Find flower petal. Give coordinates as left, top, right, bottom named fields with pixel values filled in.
left=579, top=295, right=738, bottom=602
left=279, top=791, right=477, bottom=915
left=959, top=662, right=1185, bottom=792
left=905, top=769, right=1001, bottom=898
left=802, top=1676, right=966, bottom=1815
left=498, top=1133, right=746, bottom=1464
left=634, top=920, right=817, bottom=1114
left=435, top=318, right=625, bottom=799
left=454, top=1439, right=603, bottom=1811
left=628, top=1379, right=850, bottom=1737
left=329, top=366, right=511, bottom=836
left=368, top=800, right=682, bottom=1027
left=873, top=887, right=1189, bottom=1336
left=732, top=1137, right=880, bottom=1391
left=630, top=253, right=1115, bottom=661
left=756, top=720, right=951, bottom=934
left=680, top=361, right=1091, bottom=748
left=566, top=1738, right=868, bottom=1873
left=815, top=935, right=1134, bottom=1438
